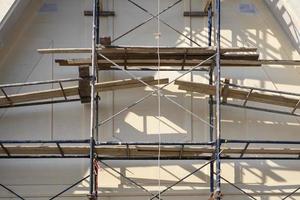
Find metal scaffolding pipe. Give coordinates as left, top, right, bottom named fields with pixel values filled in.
left=128, top=0, right=201, bottom=47
left=99, top=156, right=300, bottom=160
left=49, top=175, right=90, bottom=200
left=221, top=102, right=300, bottom=117
left=0, top=139, right=90, bottom=144
left=282, top=186, right=300, bottom=200
left=99, top=67, right=209, bottom=71
left=89, top=0, right=99, bottom=198
left=95, top=0, right=100, bottom=142
left=0, top=78, right=81, bottom=88
left=112, top=0, right=182, bottom=43
left=0, top=156, right=89, bottom=159
left=96, top=142, right=214, bottom=145
left=1, top=156, right=299, bottom=160
left=0, top=140, right=213, bottom=145
left=150, top=158, right=216, bottom=200
left=207, top=2, right=215, bottom=194
left=99, top=161, right=159, bottom=198
left=0, top=184, right=25, bottom=200
left=223, top=81, right=300, bottom=97
left=221, top=157, right=300, bottom=160
left=215, top=0, right=222, bottom=198
left=0, top=99, right=81, bottom=109
left=216, top=174, right=257, bottom=200
left=222, top=139, right=300, bottom=145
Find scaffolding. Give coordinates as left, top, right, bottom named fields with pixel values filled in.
left=1, top=0, right=300, bottom=199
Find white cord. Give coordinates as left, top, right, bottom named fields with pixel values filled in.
left=157, top=0, right=161, bottom=198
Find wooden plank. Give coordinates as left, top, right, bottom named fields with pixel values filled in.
left=94, top=53, right=259, bottom=60
left=38, top=48, right=92, bottom=54
left=222, top=54, right=259, bottom=60
left=222, top=59, right=300, bottom=66
left=56, top=58, right=262, bottom=67
left=78, top=66, right=91, bottom=103
left=100, top=37, right=111, bottom=46
left=175, top=80, right=300, bottom=109
left=176, top=81, right=216, bottom=95
left=1, top=145, right=299, bottom=157
left=259, top=59, right=300, bottom=65
left=83, top=10, right=115, bottom=17
left=37, top=46, right=258, bottom=54
left=98, top=53, right=259, bottom=60
left=222, top=79, right=230, bottom=103
left=0, top=77, right=168, bottom=106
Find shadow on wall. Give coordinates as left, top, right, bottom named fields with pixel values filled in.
left=72, top=160, right=300, bottom=199
left=112, top=0, right=209, bottom=47
left=101, top=0, right=300, bottom=144
left=264, top=0, right=300, bottom=54
left=102, top=86, right=194, bottom=143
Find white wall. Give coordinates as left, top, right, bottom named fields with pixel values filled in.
left=0, top=0, right=15, bottom=23
left=264, top=0, right=300, bottom=53
left=0, top=0, right=300, bottom=199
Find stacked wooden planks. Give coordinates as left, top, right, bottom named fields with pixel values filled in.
left=175, top=80, right=300, bottom=110
left=38, top=46, right=272, bottom=69
left=0, top=77, right=168, bottom=107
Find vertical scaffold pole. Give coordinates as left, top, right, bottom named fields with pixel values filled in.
left=89, top=0, right=99, bottom=199
left=95, top=0, right=100, bottom=197
left=94, top=0, right=100, bottom=198
left=215, top=0, right=221, bottom=199
left=207, top=2, right=214, bottom=195
left=95, top=0, right=100, bottom=141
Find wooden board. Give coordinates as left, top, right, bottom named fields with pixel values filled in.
left=56, top=59, right=262, bottom=68
left=221, top=79, right=230, bottom=103
left=78, top=67, right=91, bottom=103
left=0, top=77, right=168, bottom=106
left=175, top=80, right=300, bottom=109
left=0, top=145, right=299, bottom=157
left=38, top=46, right=300, bottom=69
left=56, top=54, right=259, bottom=61
left=37, top=46, right=258, bottom=54
left=56, top=59, right=300, bottom=68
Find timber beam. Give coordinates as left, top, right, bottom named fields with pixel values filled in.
left=0, top=145, right=299, bottom=158
left=175, top=80, right=300, bottom=109
left=0, top=77, right=168, bottom=107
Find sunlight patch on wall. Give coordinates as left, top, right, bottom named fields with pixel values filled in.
left=0, top=0, right=15, bottom=23
left=146, top=116, right=187, bottom=135
left=125, top=112, right=144, bottom=132
left=126, top=166, right=159, bottom=180
left=162, top=165, right=206, bottom=183
left=286, top=122, right=300, bottom=126
left=240, top=165, right=263, bottom=184
left=99, top=167, right=121, bottom=188
left=78, top=180, right=89, bottom=188
left=177, top=27, right=192, bottom=47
